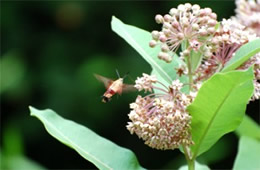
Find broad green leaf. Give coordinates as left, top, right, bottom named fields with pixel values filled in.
left=181, top=40, right=189, bottom=51
left=233, top=136, right=260, bottom=170
left=222, top=38, right=260, bottom=72
left=190, top=50, right=202, bottom=73
left=187, top=68, right=254, bottom=158
left=111, top=16, right=187, bottom=85
left=29, top=107, right=145, bottom=170
left=235, top=115, right=260, bottom=140
left=179, top=161, right=210, bottom=170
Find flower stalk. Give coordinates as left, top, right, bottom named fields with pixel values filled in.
left=186, top=54, right=193, bottom=92
left=183, top=144, right=194, bottom=170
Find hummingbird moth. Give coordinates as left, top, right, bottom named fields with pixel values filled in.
left=94, top=71, right=136, bottom=103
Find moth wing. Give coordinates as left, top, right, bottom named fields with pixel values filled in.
left=122, top=84, right=137, bottom=93
left=94, top=74, right=113, bottom=88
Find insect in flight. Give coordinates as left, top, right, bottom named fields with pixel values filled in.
left=94, top=70, right=136, bottom=103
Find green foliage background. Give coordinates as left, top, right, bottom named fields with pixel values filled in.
left=1, top=1, right=259, bottom=169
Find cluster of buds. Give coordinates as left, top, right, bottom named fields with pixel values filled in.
left=211, top=19, right=253, bottom=65
left=213, top=19, right=256, bottom=45
left=194, top=18, right=257, bottom=83
left=135, top=73, right=157, bottom=92
left=234, top=0, right=260, bottom=36
left=149, top=3, right=217, bottom=63
left=127, top=74, right=195, bottom=150
left=127, top=2, right=260, bottom=151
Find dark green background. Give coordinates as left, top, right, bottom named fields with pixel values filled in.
left=1, top=1, right=259, bottom=169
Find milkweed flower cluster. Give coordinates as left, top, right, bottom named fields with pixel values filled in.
left=135, top=73, right=157, bottom=92
left=195, top=18, right=258, bottom=82
left=127, top=2, right=260, bottom=151
left=234, top=0, right=260, bottom=36
left=149, top=3, right=217, bottom=62
left=195, top=18, right=260, bottom=100
left=127, top=74, right=195, bottom=150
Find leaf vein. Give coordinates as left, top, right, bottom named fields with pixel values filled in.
left=192, top=84, right=235, bottom=159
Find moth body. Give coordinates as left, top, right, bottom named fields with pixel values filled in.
left=94, top=74, right=135, bottom=103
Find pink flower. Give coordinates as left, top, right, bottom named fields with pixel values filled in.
left=149, top=3, right=218, bottom=63
left=127, top=74, right=195, bottom=150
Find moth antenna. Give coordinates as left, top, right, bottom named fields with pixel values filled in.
left=123, top=72, right=130, bottom=79
left=115, top=69, right=121, bottom=78
left=127, top=74, right=135, bottom=83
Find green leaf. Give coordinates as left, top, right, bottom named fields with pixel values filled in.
left=235, top=115, right=260, bottom=140
left=29, top=106, right=145, bottom=170
left=222, top=38, right=260, bottom=72
left=190, top=50, right=202, bottom=73
left=197, top=135, right=232, bottom=165
left=233, top=136, right=260, bottom=170
left=181, top=40, right=189, bottom=51
left=187, top=68, right=254, bottom=158
left=111, top=16, right=187, bottom=85
left=179, top=161, right=210, bottom=170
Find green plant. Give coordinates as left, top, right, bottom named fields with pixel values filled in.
left=30, top=2, right=260, bottom=170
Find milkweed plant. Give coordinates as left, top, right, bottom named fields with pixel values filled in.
left=30, top=1, right=260, bottom=170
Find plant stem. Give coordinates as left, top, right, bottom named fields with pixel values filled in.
left=187, top=159, right=195, bottom=170
left=183, top=145, right=195, bottom=170
left=183, top=52, right=195, bottom=170
left=186, top=55, right=193, bottom=91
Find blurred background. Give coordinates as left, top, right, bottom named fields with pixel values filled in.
left=1, top=1, right=259, bottom=169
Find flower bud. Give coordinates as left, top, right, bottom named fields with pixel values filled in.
left=192, top=4, right=200, bottom=11
left=210, top=13, right=217, bottom=19
left=171, top=21, right=179, bottom=28
left=177, top=33, right=184, bottom=40
left=178, top=4, right=185, bottom=11
left=204, top=8, right=212, bottom=15
left=159, top=35, right=167, bottom=42
left=192, top=23, right=199, bottom=30
left=185, top=3, right=192, bottom=9
left=163, top=22, right=172, bottom=29
left=208, top=19, right=217, bottom=26
left=161, top=44, right=169, bottom=52
left=199, top=28, right=208, bottom=36
left=164, top=14, right=172, bottom=22
left=163, top=29, right=171, bottom=37
left=169, top=8, right=178, bottom=16
left=183, top=49, right=190, bottom=56
left=155, top=14, right=164, bottom=24
left=151, top=30, right=160, bottom=40
left=207, top=27, right=215, bottom=34
left=149, top=40, right=157, bottom=48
